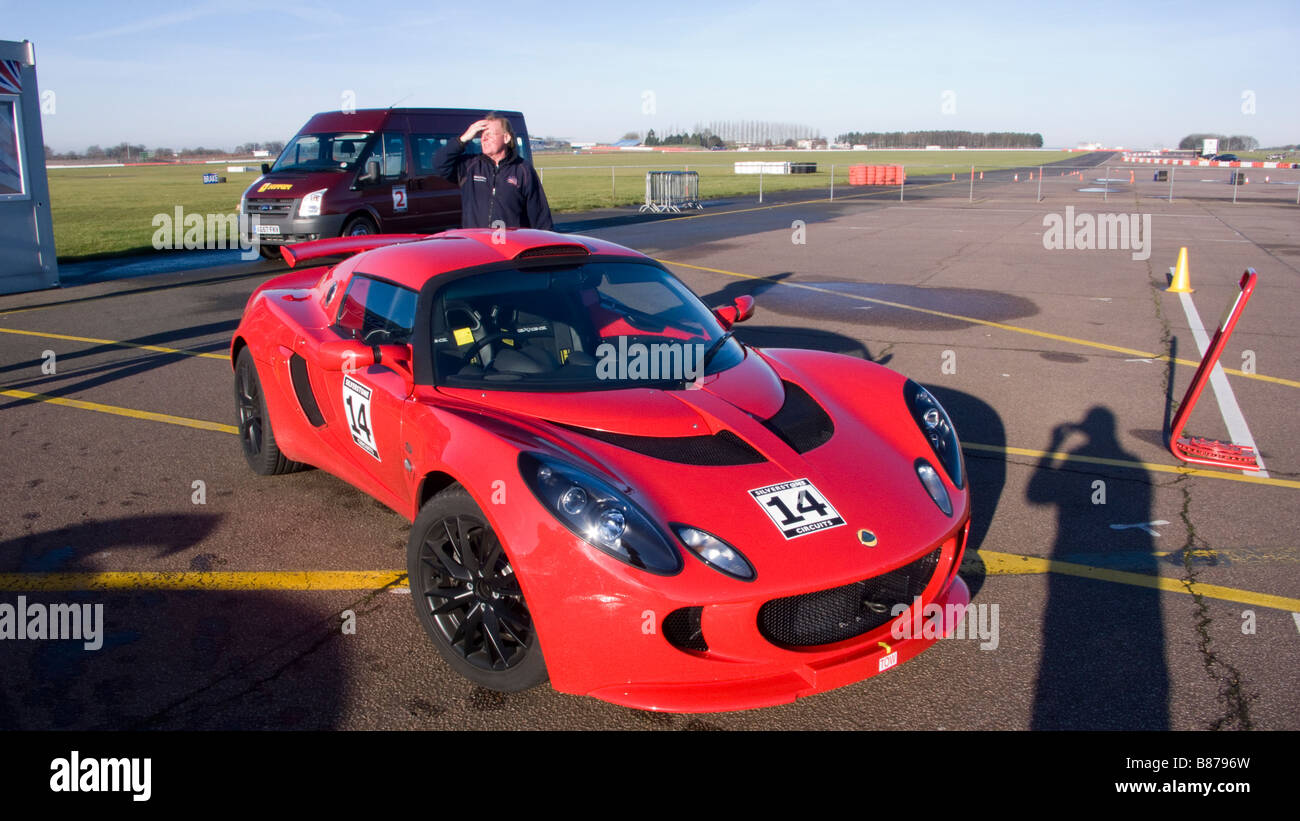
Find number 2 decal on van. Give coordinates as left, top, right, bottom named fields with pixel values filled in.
left=342, top=375, right=381, bottom=460
left=392, top=185, right=408, bottom=213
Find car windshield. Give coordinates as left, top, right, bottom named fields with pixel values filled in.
left=272, top=132, right=372, bottom=172
left=431, top=262, right=744, bottom=391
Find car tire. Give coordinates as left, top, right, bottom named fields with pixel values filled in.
left=234, top=347, right=303, bottom=475
left=342, top=215, right=377, bottom=237
left=258, top=244, right=282, bottom=260
left=407, top=485, right=548, bottom=692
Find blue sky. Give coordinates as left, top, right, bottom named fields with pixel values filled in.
left=11, top=0, right=1299, bottom=152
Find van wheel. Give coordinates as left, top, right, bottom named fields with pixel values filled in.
left=343, top=216, right=377, bottom=237
left=258, top=245, right=282, bottom=260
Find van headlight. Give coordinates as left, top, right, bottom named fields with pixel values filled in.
left=298, top=188, right=327, bottom=218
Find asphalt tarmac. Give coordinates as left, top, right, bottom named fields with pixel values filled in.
left=2, top=151, right=1297, bottom=730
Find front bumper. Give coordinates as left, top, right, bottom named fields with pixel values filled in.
left=530, top=516, right=972, bottom=713
left=242, top=210, right=346, bottom=246
left=588, top=574, right=971, bottom=712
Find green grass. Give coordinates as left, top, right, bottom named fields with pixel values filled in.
left=534, top=149, right=1078, bottom=211
left=49, top=165, right=246, bottom=260
left=48, top=150, right=1077, bottom=260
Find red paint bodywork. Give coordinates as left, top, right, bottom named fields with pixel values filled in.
left=232, top=229, right=972, bottom=712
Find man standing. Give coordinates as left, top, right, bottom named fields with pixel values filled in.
left=432, top=114, right=553, bottom=230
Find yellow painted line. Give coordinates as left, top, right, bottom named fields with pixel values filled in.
left=973, top=549, right=1300, bottom=612
left=964, top=441, right=1300, bottom=490
left=0, top=571, right=408, bottom=592
left=1, top=388, right=238, bottom=434
left=659, top=259, right=1300, bottom=389
left=0, top=326, right=228, bottom=360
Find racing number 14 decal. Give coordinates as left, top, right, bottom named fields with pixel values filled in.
left=749, top=478, right=845, bottom=539
left=342, top=376, right=381, bottom=460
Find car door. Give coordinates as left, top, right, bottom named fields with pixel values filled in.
left=311, top=272, right=419, bottom=507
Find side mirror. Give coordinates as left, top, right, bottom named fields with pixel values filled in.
left=261, top=162, right=271, bottom=175
left=712, top=295, right=756, bottom=329
left=319, top=340, right=415, bottom=393
left=319, top=340, right=375, bottom=372
left=358, top=160, right=381, bottom=186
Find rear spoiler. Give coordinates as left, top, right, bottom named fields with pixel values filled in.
left=279, top=234, right=430, bottom=268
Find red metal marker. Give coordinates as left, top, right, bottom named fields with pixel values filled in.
left=1167, top=269, right=1260, bottom=470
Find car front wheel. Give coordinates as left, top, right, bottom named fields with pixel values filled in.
left=407, top=486, right=547, bottom=692
left=234, top=347, right=303, bottom=475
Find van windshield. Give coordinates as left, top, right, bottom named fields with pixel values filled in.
left=272, top=133, right=373, bottom=172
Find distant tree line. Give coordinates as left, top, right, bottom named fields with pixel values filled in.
left=643, top=129, right=724, bottom=148
left=837, top=130, right=1043, bottom=148
left=1177, top=133, right=1259, bottom=151
left=43, top=140, right=285, bottom=162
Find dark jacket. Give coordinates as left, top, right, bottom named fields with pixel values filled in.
left=431, top=138, right=553, bottom=230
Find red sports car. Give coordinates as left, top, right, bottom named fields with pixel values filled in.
left=231, top=229, right=971, bottom=712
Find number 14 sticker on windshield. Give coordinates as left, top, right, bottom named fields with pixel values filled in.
left=749, top=479, right=844, bottom=539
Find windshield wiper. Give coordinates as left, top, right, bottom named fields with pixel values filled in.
left=702, top=330, right=735, bottom=369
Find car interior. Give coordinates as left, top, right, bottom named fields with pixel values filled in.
left=432, top=266, right=711, bottom=386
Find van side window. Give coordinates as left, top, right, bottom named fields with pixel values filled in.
left=381, top=132, right=405, bottom=178
left=360, top=133, right=407, bottom=180
left=412, top=133, right=478, bottom=176
left=333, top=275, right=418, bottom=345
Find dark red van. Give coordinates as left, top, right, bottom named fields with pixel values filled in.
left=241, top=108, right=531, bottom=258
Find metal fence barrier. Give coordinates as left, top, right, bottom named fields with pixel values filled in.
left=641, top=171, right=703, bottom=213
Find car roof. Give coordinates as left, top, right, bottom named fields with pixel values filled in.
left=348, top=229, right=648, bottom=290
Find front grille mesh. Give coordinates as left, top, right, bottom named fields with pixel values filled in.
left=757, top=548, right=942, bottom=648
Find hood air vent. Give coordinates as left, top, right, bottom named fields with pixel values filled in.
left=761, top=381, right=834, bottom=453
left=556, top=425, right=764, bottom=466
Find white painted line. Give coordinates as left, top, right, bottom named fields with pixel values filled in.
left=1110, top=521, right=1170, bottom=536
left=1293, top=613, right=1300, bottom=634
left=1176, top=291, right=1269, bottom=477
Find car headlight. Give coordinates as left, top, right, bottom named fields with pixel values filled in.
left=905, top=380, right=964, bottom=489
left=519, top=453, right=682, bottom=575
left=674, top=525, right=755, bottom=581
left=915, top=459, right=953, bottom=516
left=298, top=188, right=327, bottom=218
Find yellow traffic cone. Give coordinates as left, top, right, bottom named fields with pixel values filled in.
left=1167, top=247, right=1194, bottom=293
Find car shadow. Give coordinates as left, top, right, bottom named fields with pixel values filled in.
left=925, top=386, right=1004, bottom=598
left=0, top=513, right=352, bottom=730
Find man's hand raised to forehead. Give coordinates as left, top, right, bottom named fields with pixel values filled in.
left=460, top=120, right=490, bottom=143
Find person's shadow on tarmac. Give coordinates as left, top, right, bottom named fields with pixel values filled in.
left=1027, top=406, right=1169, bottom=729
